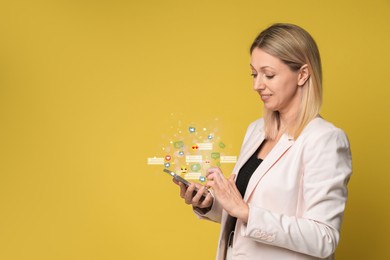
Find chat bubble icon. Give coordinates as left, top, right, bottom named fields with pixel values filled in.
left=211, top=152, right=220, bottom=159
left=190, top=163, right=201, bottom=172
left=173, top=141, right=184, bottom=149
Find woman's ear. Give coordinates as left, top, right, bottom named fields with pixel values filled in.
left=298, top=64, right=310, bottom=86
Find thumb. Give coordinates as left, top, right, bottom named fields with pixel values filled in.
left=229, top=174, right=236, bottom=183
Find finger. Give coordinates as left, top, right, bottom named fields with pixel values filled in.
left=192, top=186, right=206, bottom=206
left=205, top=180, right=215, bottom=189
left=206, top=172, right=215, bottom=182
left=228, top=174, right=238, bottom=190
left=206, top=169, right=223, bottom=181
left=206, top=168, right=223, bottom=184
left=199, top=191, right=213, bottom=208
left=184, top=183, right=196, bottom=204
left=210, top=171, right=226, bottom=189
left=193, top=182, right=203, bottom=190
left=177, top=181, right=187, bottom=198
left=207, top=172, right=224, bottom=187
left=194, top=186, right=212, bottom=207
left=215, top=169, right=226, bottom=181
left=206, top=167, right=219, bottom=177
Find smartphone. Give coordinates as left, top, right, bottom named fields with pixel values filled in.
left=163, top=169, right=208, bottom=200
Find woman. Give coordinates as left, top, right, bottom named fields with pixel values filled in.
left=174, top=23, right=352, bottom=259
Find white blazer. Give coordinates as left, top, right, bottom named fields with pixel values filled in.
left=196, top=117, right=352, bottom=260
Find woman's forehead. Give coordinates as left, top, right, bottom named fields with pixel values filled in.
left=250, top=48, right=284, bottom=70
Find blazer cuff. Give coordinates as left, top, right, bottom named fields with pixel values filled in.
left=193, top=193, right=223, bottom=223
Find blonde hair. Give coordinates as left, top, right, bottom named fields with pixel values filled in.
left=250, top=23, right=322, bottom=140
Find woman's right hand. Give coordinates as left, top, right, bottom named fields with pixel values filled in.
left=173, top=178, right=213, bottom=209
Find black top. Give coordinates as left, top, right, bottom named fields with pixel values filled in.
left=229, top=143, right=263, bottom=234
left=236, top=144, right=263, bottom=197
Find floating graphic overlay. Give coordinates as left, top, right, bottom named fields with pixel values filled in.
left=147, top=116, right=237, bottom=183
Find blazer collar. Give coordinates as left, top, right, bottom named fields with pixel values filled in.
left=234, top=127, right=295, bottom=202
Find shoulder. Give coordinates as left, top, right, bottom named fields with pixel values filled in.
left=302, top=117, right=344, bottom=135
left=298, top=117, right=352, bottom=175
left=299, top=117, right=350, bottom=147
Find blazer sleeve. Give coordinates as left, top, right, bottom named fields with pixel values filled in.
left=240, top=127, right=352, bottom=258
left=193, top=191, right=224, bottom=223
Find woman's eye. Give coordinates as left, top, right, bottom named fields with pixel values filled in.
left=251, top=73, right=257, bottom=78
left=265, top=75, right=274, bottom=79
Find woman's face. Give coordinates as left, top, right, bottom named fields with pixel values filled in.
left=250, top=48, right=303, bottom=116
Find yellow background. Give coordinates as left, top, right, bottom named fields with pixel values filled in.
left=1, top=0, right=389, bottom=259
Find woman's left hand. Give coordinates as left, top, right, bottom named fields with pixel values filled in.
left=206, top=167, right=249, bottom=223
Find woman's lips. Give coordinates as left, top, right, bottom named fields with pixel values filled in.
left=260, top=94, right=272, bottom=102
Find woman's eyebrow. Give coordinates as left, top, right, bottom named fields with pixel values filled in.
left=250, top=64, right=274, bottom=70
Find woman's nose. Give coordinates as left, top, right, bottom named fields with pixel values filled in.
left=253, top=76, right=266, bottom=91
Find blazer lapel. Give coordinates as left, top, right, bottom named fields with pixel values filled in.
left=233, top=128, right=265, bottom=175
left=243, top=134, right=295, bottom=201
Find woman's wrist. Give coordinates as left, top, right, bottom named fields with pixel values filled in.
left=233, top=203, right=249, bottom=223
